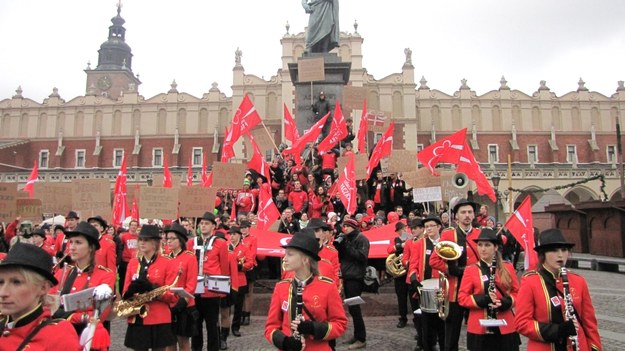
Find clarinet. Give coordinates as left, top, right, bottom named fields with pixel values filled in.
left=486, top=255, right=498, bottom=334
left=560, top=267, right=579, bottom=351
left=292, top=280, right=305, bottom=349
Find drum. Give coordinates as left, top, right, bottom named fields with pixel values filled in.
left=419, top=278, right=439, bottom=313
left=206, top=275, right=231, bottom=293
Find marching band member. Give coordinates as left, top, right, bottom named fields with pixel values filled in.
left=88, top=216, right=117, bottom=274
left=408, top=215, right=445, bottom=351
left=265, top=231, right=347, bottom=351
left=50, top=221, right=116, bottom=351
left=515, top=229, right=602, bottom=351
left=458, top=228, right=520, bottom=351
left=387, top=221, right=411, bottom=329
left=165, top=222, right=199, bottom=351
left=430, top=199, right=481, bottom=351
left=187, top=212, right=230, bottom=351
left=281, top=228, right=338, bottom=285
left=240, top=220, right=257, bottom=326
left=119, top=219, right=140, bottom=294
left=54, top=211, right=80, bottom=260
left=227, top=226, right=254, bottom=338
left=403, top=219, right=425, bottom=347
left=122, top=224, right=179, bottom=351
left=307, top=219, right=340, bottom=288
left=0, top=243, right=80, bottom=350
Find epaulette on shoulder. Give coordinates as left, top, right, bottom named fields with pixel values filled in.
left=318, top=275, right=335, bottom=284
left=184, top=250, right=195, bottom=256
left=161, top=255, right=173, bottom=260
left=320, top=258, right=332, bottom=264
left=97, top=265, right=112, bottom=272
left=325, top=245, right=337, bottom=252
left=522, top=270, right=538, bottom=277
left=276, top=278, right=292, bottom=285
left=441, top=227, right=455, bottom=234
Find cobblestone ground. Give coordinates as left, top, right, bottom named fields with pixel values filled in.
left=110, top=269, right=625, bottom=350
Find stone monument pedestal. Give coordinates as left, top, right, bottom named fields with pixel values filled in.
left=288, top=53, right=351, bottom=134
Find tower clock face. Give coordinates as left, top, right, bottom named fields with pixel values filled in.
left=97, top=75, right=112, bottom=91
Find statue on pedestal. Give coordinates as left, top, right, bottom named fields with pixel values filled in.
left=301, top=0, right=340, bottom=53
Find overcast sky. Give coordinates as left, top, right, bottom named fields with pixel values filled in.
left=1, top=0, right=625, bottom=102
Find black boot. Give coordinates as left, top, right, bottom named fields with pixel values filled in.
left=220, top=327, right=229, bottom=350
left=242, top=311, right=250, bottom=326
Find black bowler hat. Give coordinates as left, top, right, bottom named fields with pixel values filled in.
left=66, top=221, right=101, bottom=250
left=164, top=222, right=188, bottom=242
left=199, top=211, right=217, bottom=225
left=0, top=242, right=58, bottom=285
left=421, top=215, right=441, bottom=227
left=138, top=224, right=161, bottom=240
left=472, top=228, right=500, bottom=245
left=308, top=218, right=331, bottom=231
left=282, top=230, right=321, bottom=261
left=54, top=224, right=66, bottom=233
left=31, top=228, right=46, bottom=238
left=66, top=211, right=80, bottom=220
left=452, top=199, right=479, bottom=214
left=534, top=229, right=575, bottom=252
left=239, top=220, right=252, bottom=228
left=87, top=215, right=108, bottom=229
left=229, top=226, right=242, bottom=235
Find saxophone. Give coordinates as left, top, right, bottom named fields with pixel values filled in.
left=114, top=268, right=182, bottom=318
left=560, top=267, right=579, bottom=351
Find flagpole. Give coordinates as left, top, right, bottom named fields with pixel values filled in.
left=507, top=154, right=513, bottom=217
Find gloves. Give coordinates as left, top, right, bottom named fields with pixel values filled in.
left=297, top=320, right=315, bottom=335
left=410, top=280, right=423, bottom=293
left=282, top=336, right=303, bottom=351
left=123, top=278, right=154, bottom=299
left=237, top=262, right=244, bottom=271
left=93, top=284, right=113, bottom=301
left=557, top=320, right=577, bottom=338
left=447, top=262, right=464, bottom=277
left=171, top=298, right=188, bottom=314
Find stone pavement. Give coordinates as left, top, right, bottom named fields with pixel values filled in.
left=110, top=268, right=625, bottom=350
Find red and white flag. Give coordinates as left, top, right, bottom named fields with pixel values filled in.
left=163, top=155, right=173, bottom=188
left=283, top=104, right=300, bottom=144
left=417, top=128, right=467, bottom=176
left=230, top=95, right=262, bottom=143
left=365, top=121, right=395, bottom=178
left=23, top=160, right=39, bottom=198
left=221, top=126, right=235, bottom=163
left=201, top=154, right=211, bottom=187
left=504, top=196, right=537, bottom=270
left=111, top=153, right=128, bottom=228
left=247, top=135, right=271, bottom=181
left=282, top=112, right=330, bottom=164
left=337, top=153, right=357, bottom=214
left=256, top=186, right=281, bottom=231
left=456, top=140, right=497, bottom=202
left=357, top=99, right=368, bottom=154
left=187, top=156, right=193, bottom=186
left=317, top=101, right=347, bottom=153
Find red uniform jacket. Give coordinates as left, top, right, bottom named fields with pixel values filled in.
left=123, top=254, right=179, bottom=325
left=318, top=245, right=340, bottom=288
left=430, top=227, right=480, bottom=302
left=54, top=232, right=70, bottom=257
left=231, top=242, right=254, bottom=288
left=515, top=268, right=602, bottom=351
left=407, top=236, right=442, bottom=284
left=458, top=260, right=519, bottom=335
left=401, top=236, right=420, bottom=271
left=95, top=234, right=117, bottom=274
left=0, top=306, right=80, bottom=351
left=168, top=249, right=199, bottom=308
left=242, top=233, right=258, bottom=266
left=265, top=276, right=348, bottom=351
left=186, top=234, right=230, bottom=298
left=120, top=232, right=139, bottom=263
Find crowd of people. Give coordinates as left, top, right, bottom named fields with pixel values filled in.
left=0, top=138, right=604, bottom=351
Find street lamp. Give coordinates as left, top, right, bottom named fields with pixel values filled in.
left=491, top=173, right=501, bottom=223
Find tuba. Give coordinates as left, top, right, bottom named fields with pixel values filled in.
left=114, top=269, right=181, bottom=319
left=433, top=241, right=463, bottom=320
left=385, top=253, right=406, bottom=278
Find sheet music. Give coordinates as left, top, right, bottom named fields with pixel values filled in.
left=61, top=287, right=96, bottom=312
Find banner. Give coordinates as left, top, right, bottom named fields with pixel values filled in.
left=0, top=183, right=17, bottom=222
left=139, top=187, right=178, bottom=219
left=178, top=186, right=215, bottom=217
left=72, top=179, right=112, bottom=221
left=34, top=183, right=73, bottom=214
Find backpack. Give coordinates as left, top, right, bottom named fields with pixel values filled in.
left=362, top=266, right=380, bottom=294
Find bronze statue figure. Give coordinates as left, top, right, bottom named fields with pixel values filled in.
left=302, top=0, right=340, bottom=53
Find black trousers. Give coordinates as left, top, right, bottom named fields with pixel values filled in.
left=443, top=302, right=466, bottom=351
left=394, top=277, right=409, bottom=321
left=118, top=261, right=129, bottom=294
left=422, top=312, right=445, bottom=351
left=343, top=279, right=366, bottom=342
left=231, top=287, right=247, bottom=331
left=192, top=296, right=221, bottom=351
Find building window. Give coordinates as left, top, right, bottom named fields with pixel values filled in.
left=373, top=132, right=383, bottom=144
left=39, top=150, right=49, bottom=169
left=113, top=149, right=124, bottom=168
left=566, top=145, right=577, bottom=163
left=153, top=148, right=163, bottom=167
left=192, top=147, right=203, bottom=166
left=527, top=145, right=538, bottom=163
left=607, top=145, right=616, bottom=164
left=75, top=149, right=86, bottom=168
left=265, top=149, right=273, bottom=162
left=488, top=144, right=499, bottom=163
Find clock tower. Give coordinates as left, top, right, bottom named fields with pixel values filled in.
left=85, top=3, right=141, bottom=99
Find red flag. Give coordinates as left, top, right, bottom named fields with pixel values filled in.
left=201, top=154, right=210, bottom=187
left=111, top=153, right=128, bottom=228
left=222, top=126, right=235, bottom=163
left=283, top=103, right=300, bottom=144
left=23, top=160, right=39, bottom=198
left=163, top=155, right=172, bottom=188
left=317, top=101, right=348, bottom=153
left=504, top=196, right=537, bottom=270
left=337, top=153, right=357, bottom=214
left=247, top=135, right=271, bottom=181
left=231, top=95, right=262, bottom=141
left=203, top=171, right=213, bottom=188
left=256, top=186, right=281, bottom=231
left=456, top=140, right=497, bottom=202
left=282, top=112, right=330, bottom=163
left=131, top=197, right=139, bottom=221
left=365, top=121, right=395, bottom=178
left=187, top=156, right=193, bottom=186
left=417, top=128, right=467, bottom=176
left=357, top=98, right=368, bottom=154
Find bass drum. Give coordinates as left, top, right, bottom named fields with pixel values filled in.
left=419, top=278, right=439, bottom=313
